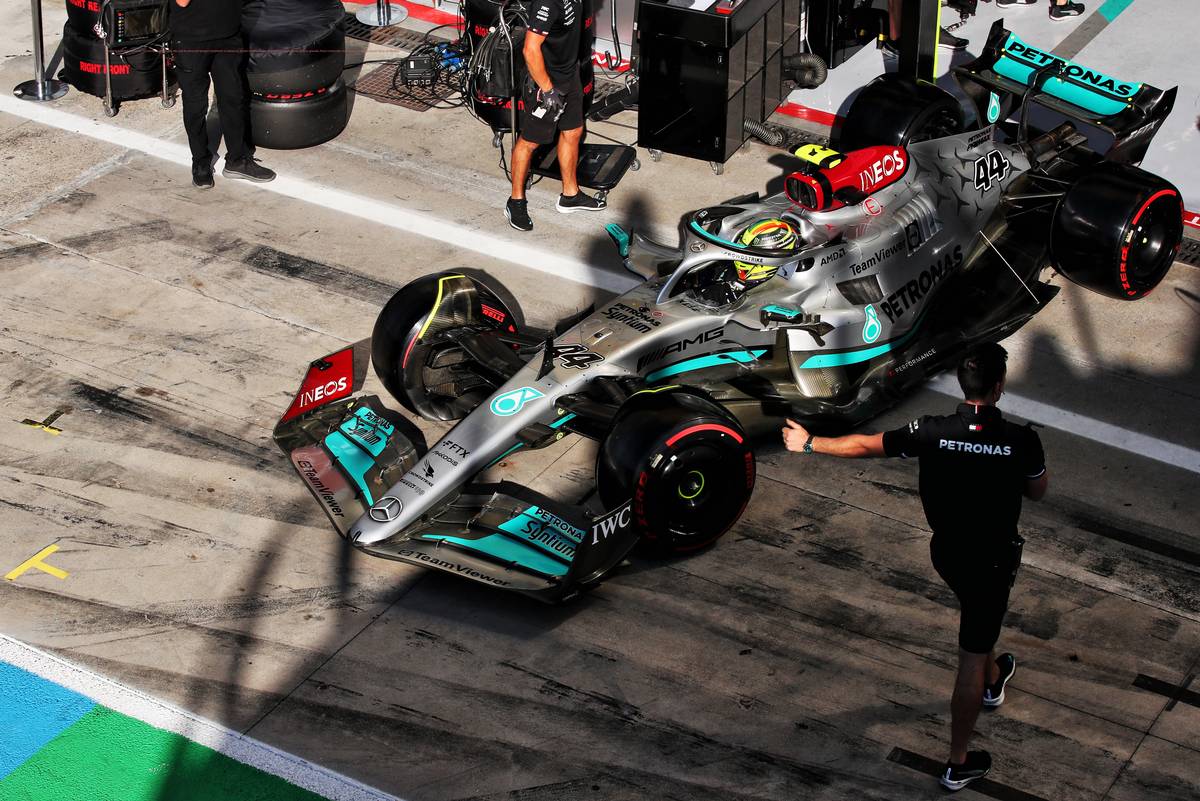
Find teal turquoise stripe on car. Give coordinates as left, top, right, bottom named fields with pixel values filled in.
left=487, top=413, right=577, bottom=467
left=420, top=534, right=570, bottom=576
left=647, top=350, right=768, bottom=383
left=994, top=33, right=1139, bottom=117
left=323, top=431, right=376, bottom=505
left=0, top=663, right=96, bottom=780
left=496, top=506, right=584, bottom=560
left=799, top=315, right=924, bottom=369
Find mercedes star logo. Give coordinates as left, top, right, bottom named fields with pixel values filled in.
left=369, top=496, right=404, bottom=522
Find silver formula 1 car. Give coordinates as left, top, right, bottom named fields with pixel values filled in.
left=274, top=22, right=1184, bottom=602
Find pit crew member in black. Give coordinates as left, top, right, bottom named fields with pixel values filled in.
left=504, top=0, right=606, bottom=231
left=782, top=343, right=1047, bottom=792
left=171, top=0, right=274, bottom=188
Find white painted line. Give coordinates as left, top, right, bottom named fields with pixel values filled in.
left=926, top=374, right=1200, bottom=474
left=4, top=97, right=1195, bottom=474
left=0, top=634, right=404, bottom=801
left=0, top=95, right=640, bottom=295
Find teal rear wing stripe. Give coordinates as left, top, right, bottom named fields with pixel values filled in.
left=992, top=32, right=1140, bottom=117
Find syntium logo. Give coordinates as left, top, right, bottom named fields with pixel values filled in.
left=880, top=245, right=963, bottom=323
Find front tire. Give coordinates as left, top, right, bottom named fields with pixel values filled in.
left=597, top=388, right=755, bottom=557
left=372, top=272, right=522, bottom=421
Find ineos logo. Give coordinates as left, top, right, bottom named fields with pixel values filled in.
left=369, top=496, right=404, bottom=522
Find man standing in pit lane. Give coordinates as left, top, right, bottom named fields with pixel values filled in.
left=172, top=0, right=275, bottom=188
left=504, top=0, right=606, bottom=231
left=782, top=343, right=1048, bottom=792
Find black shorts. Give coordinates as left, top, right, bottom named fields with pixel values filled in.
left=520, top=71, right=584, bottom=145
left=930, top=535, right=1023, bottom=654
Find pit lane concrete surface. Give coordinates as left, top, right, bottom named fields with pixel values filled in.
left=2, top=5, right=1200, bottom=799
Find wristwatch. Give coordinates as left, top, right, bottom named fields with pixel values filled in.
left=802, top=434, right=815, bottom=454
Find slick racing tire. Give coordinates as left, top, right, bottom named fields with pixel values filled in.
left=59, top=23, right=174, bottom=100
left=248, top=79, right=348, bottom=149
left=247, top=28, right=345, bottom=96
left=597, top=388, right=755, bottom=557
left=373, top=272, right=523, bottom=421
left=65, top=0, right=100, bottom=36
left=833, top=74, right=964, bottom=152
left=1051, top=163, right=1183, bottom=300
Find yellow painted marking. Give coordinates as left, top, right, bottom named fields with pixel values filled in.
left=793, top=144, right=844, bottom=169
left=5, top=544, right=69, bottom=581
left=415, top=274, right=465, bottom=341
left=19, top=409, right=66, bottom=435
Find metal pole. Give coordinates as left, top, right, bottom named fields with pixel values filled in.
left=13, top=0, right=69, bottom=101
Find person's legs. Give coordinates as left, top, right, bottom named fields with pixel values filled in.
left=557, top=126, right=582, bottom=197
left=509, top=136, right=538, bottom=200
left=173, top=42, right=215, bottom=164
left=208, top=37, right=248, bottom=163
left=950, top=649, right=989, bottom=764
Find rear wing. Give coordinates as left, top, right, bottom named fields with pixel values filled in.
left=953, top=20, right=1176, bottom=164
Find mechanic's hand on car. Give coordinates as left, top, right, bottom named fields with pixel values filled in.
left=782, top=419, right=812, bottom=453
left=533, top=85, right=567, bottom=122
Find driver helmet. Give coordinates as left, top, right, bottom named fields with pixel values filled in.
left=733, top=218, right=802, bottom=287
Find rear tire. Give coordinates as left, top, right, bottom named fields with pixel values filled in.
left=1051, top=163, right=1183, bottom=300
left=834, top=75, right=964, bottom=151
left=372, top=272, right=522, bottom=421
left=248, top=79, right=348, bottom=150
left=596, top=388, right=755, bottom=557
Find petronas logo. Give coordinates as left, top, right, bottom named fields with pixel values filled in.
left=863, top=305, right=882, bottom=343
left=987, top=92, right=1001, bottom=124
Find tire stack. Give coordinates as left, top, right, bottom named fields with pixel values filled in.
left=60, top=0, right=175, bottom=101
left=242, top=0, right=348, bottom=149
left=464, top=0, right=594, bottom=133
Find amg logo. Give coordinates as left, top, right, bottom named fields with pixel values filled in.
left=637, top=326, right=724, bottom=371
left=296, top=459, right=344, bottom=518
left=603, top=303, right=661, bottom=333
left=880, top=245, right=963, bottom=323
left=591, top=502, right=632, bottom=545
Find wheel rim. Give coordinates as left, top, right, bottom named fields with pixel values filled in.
left=643, top=437, right=751, bottom=544
left=1124, top=198, right=1175, bottom=288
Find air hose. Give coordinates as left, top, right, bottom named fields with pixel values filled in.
left=744, top=119, right=784, bottom=146
left=783, top=53, right=828, bottom=89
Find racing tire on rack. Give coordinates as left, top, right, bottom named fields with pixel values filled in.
left=248, top=79, right=349, bottom=149
left=372, top=272, right=523, bottom=422
left=1051, top=163, right=1183, bottom=300
left=596, top=387, right=756, bottom=557
left=59, top=23, right=175, bottom=100
left=833, top=74, right=964, bottom=152
left=246, top=27, right=346, bottom=96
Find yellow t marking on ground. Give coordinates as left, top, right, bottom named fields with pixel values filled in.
left=5, top=544, right=69, bottom=581
left=20, top=409, right=66, bottom=435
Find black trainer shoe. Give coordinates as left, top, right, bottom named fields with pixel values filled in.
left=938, top=27, right=968, bottom=51
left=880, top=39, right=900, bottom=59
left=556, top=191, right=607, bottom=214
left=192, top=161, right=214, bottom=190
left=996, top=0, right=1036, bottom=7
left=506, top=198, right=533, bottom=231
left=940, top=750, right=992, bottom=791
left=1049, top=0, right=1084, bottom=20
left=983, top=653, right=1017, bottom=708
left=222, top=157, right=276, bottom=183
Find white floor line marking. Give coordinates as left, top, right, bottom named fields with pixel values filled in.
left=0, top=96, right=639, bottom=295
left=3, top=97, right=1195, bottom=473
left=0, top=634, right=404, bottom=801
left=926, top=374, right=1200, bottom=474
